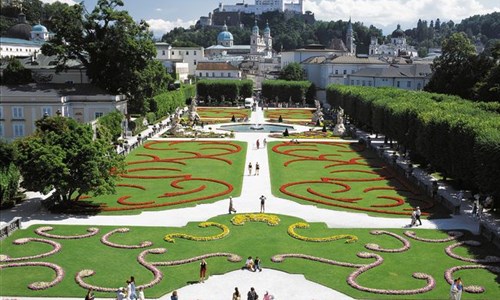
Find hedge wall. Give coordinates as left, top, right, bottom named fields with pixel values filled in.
left=196, top=80, right=253, bottom=101
left=262, top=80, right=312, bottom=103
left=326, top=85, right=500, bottom=201
left=151, top=85, right=196, bottom=120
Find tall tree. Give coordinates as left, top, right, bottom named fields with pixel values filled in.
left=1, top=57, right=32, bottom=84
left=0, top=140, right=20, bottom=208
left=41, top=0, right=168, bottom=114
left=425, top=32, right=486, bottom=99
left=14, top=116, right=125, bottom=204
left=279, top=62, right=305, bottom=81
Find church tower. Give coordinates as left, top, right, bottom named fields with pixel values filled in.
left=346, top=18, right=355, bottom=55
left=250, top=20, right=261, bottom=55
left=263, top=21, right=273, bottom=58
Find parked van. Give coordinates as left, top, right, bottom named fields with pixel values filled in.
left=244, top=97, right=254, bottom=108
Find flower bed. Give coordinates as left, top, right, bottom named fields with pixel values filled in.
left=100, top=228, right=153, bottom=249
left=444, top=264, right=500, bottom=293
left=35, top=226, right=99, bottom=239
left=404, top=231, right=463, bottom=243
left=0, top=261, right=64, bottom=290
left=0, top=238, right=62, bottom=262
left=164, top=222, right=229, bottom=243
left=230, top=214, right=281, bottom=226
left=287, top=222, right=358, bottom=243
left=445, top=241, right=500, bottom=263
left=364, top=230, right=410, bottom=253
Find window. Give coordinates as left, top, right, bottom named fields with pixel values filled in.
left=362, top=80, right=366, bottom=86
left=194, top=50, right=197, bottom=55
left=407, top=81, right=411, bottom=88
left=368, top=81, right=372, bottom=86
left=356, top=80, right=360, bottom=85
left=397, top=81, right=400, bottom=88
left=171, top=51, right=174, bottom=55
left=335, top=70, right=338, bottom=75
left=42, top=107, right=52, bottom=117
left=94, top=112, right=104, bottom=119
left=343, top=70, right=347, bottom=75
left=186, top=51, right=189, bottom=55
left=12, top=107, right=23, bottom=119
left=194, top=60, right=197, bottom=65
left=13, top=123, right=24, bottom=137
left=199, top=72, right=202, bottom=77
left=162, top=50, right=165, bottom=55
left=351, top=70, right=354, bottom=74
left=350, top=80, right=354, bottom=85
left=417, top=83, right=422, bottom=90
left=228, top=73, right=231, bottom=77
left=212, top=72, right=215, bottom=77
left=221, top=72, right=224, bottom=77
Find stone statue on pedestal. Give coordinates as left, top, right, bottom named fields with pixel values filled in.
left=311, top=99, right=324, bottom=124
left=333, top=107, right=346, bottom=136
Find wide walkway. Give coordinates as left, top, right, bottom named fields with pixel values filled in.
left=0, top=106, right=482, bottom=300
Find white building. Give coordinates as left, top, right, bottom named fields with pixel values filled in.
left=217, top=0, right=303, bottom=15
left=196, top=61, right=242, bottom=80
left=205, top=23, right=252, bottom=57
left=250, top=21, right=273, bottom=59
left=0, top=14, right=51, bottom=58
left=155, top=43, right=205, bottom=77
left=369, top=25, right=417, bottom=57
left=0, top=84, right=127, bottom=141
left=347, top=63, right=432, bottom=90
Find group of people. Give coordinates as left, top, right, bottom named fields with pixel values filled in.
left=471, top=193, right=495, bottom=219
left=243, top=256, right=263, bottom=272
left=255, top=138, right=267, bottom=149
left=450, top=277, right=463, bottom=300
left=232, top=287, right=274, bottom=300
left=228, top=194, right=267, bottom=214
left=248, top=162, right=261, bottom=176
left=113, top=276, right=145, bottom=300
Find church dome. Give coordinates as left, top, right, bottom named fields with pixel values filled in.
left=217, top=24, right=233, bottom=43
left=5, top=23, right=31, bottom=40
left=252, top=20, right=259, bottom=34
left=392, top=24, right=405, bottom=38
left=32, top=24, right=48, bottom=32
left=264, top=22, right=270, bottom=35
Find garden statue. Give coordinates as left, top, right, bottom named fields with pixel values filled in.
left=311, top=99, right=324, bottom=124
left=188, top=97, right=200, bottom=122
left=333, top=107, right=346, bottom=136
left=168, top=111, right=182, bottom=134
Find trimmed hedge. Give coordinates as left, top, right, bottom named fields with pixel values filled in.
left=151, top=85, right=196, bottom=120
left=196, top=80, right=253, bottom=101
left=262, top=80, right=313, bottom=104
left=326, top=85, right=500, bottom=202
left=97, top=110, right=124, bottom=142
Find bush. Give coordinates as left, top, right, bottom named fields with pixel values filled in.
left=262, top=80, right=312, bottom=103
left=197, top=80, right=253, bottom=102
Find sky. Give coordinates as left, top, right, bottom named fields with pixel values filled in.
left=41, top=0, right=499, bottom=37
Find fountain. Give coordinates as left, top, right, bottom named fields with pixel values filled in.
left=249, top=100, right=264, bottom=130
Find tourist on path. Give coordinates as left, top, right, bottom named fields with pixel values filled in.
left=415, top=207, right=422, bottom=226
left=248, top=162, right=253, bottom=176
left=247, top=287, right=258, bottom=300
left=410, top=209, right=417, bottom=227
left=260, top=195, right=266, bottom=213
left=229, top=196, right=236, bottom=214
left=263, top=138, right=267, bottom=147
left=199, top=259, right=207, bottom=283
left=254, top=256, right=262, bottom=272
left=456, top=277, right=463, bottom=300
left=171, top=290, right=178, bottom=300
left=255, top=162, right=260, bottom=176
left=263, top=291, right=274, bottom=300
left=245, top=256, right=255, bottom=271
left=450, top=279, right=459, bottom=300
left=256, top=139, right=260, bottom=149
left=232, top=287, right=241, bottom=300
left=128, top=276, right=136, bottom=300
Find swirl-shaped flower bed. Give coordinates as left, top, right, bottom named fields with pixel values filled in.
left=271, top=253, right=364, bottom=268
left=100, top=228, right=153, bottom=249
left=444, top=265, right=500, bottom=293
left=0, top=261, right=64, bottom=290
left=0, top=238, right=62, bottom=262
left=404, top=230, right=463, bottom=243
left=164, top=222, right=229, bottom=243
left=445, top=241, right=500, bottom=263
left=230, top=214, right=281, bottom=226
left=364, top=230, right=410, bottom=253
left=287, top=222, right=358, bottom=243
left=35, top=226, right=99, bottom=239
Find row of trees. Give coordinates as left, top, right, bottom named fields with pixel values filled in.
left=151, top=85, right=196, bottom=120
left=196, top=80, right=253, bottom=102
left=0, top=141, right=20, bottom=208
left=327, top=85, right=500, bottom=206
left=262, top=80, right=315, bottom=104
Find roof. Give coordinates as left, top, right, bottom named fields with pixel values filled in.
left=0, top=83, right=114, bottom=97
left=351, top=64, right=432, bottom=78
left=301, top=56, right=327, bottom=64
left=206, top=45, right=251, bottom=50
left=5, top=23, right=32, bottom=40
left=18, top=54, right=84, bottom=69
left=0, top=37, right=44, bottom=46
left=326, top=55, right=387, bottom=65
left=32, top=24, right=48, bottom=32
left=196, top=62, right=239, bottom=71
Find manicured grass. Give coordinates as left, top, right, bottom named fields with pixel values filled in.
left=269, top=141, right=448, bottom=218
left=197, top=107, right=250, bottom=122
left=1, top=215, right=498, bottom=299
left=84, top=141, right=247, bottom=214
left=264, top=108, right=315, bottom=120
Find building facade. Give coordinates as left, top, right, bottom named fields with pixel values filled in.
left=155, top=43, right=205, bottom=77
left=196, top=61, right=242, bottom=80
left=216, top=0, right=303, bottom=15
left=0, top=84, right=127, bottom=140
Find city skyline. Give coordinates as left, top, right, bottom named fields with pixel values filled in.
left=41, top=0, right=500, bottom=37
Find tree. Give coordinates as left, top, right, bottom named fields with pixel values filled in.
left=14, top=116, right=125, bottom=204
left=279, top=62, right=305, bottom=81
left=425, top=32, right=486, bottom=99
left=1, top=57, right=32, bottom=84
left=41, top=0, right=168, bottom=114
left=0, top=140, right=20, bottom=208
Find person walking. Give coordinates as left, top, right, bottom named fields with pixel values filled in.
left=247, top=287, right=258, bottom=300
left=255, top=162, right=260, bottom=176
left=415, top=206, right=422, bottom=226
left=456, top=277, right=463, bottom=300
left=256, top=139, right=260, bottom=149
left=229, top=196, right=237, bottom=214
left=248, top=162, right=253, bottom=176
left=171, top=290, right=178, bottom=300
left=263, top=138, right=267, bottom=147
left=450, top=279, right=459, bottom=300
left=232, top=287, right=241, bottom=300
left=199, top=259, right=207, bottom=283
left=254, top=256, right=262, bottom=272
left=260, top=195, right=266, bottom=213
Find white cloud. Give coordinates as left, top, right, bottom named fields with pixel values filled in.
left=146, top=18, right=196, bottom=37
left=304, top=0, right=500, bottom=31
left=155, top=8, right=162, bottom=12
left=40, top=0, right=78, bottom=5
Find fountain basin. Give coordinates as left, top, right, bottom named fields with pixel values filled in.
left=219, top=123, right=294, bottom=133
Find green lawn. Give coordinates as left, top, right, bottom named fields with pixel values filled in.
left=197, top=107, right=250, bottom=121
left=85, top=140, right=246, bottom=214
left=1, top=215, right=498, bottom=299
left=269, top=141, right=448, bottom=218
left=264, top=109, right=314, bottom=121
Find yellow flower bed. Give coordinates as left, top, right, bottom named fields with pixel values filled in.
left=231, top=213, right=281, bottom=226
left=164, top=222, right=229, bottom=243
left=288, top=222, right=358, bottom=243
